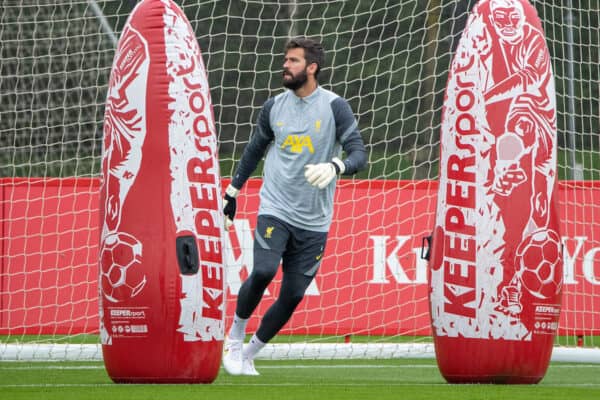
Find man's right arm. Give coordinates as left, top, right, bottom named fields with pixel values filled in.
left=223, top=98, right=275, bottom=229
left=230, top=98, right=275, bottom=190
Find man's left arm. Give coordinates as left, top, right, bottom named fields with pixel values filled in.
left=331, top=97, right=367, bottom=175
left=304, top=97, right=367, bottom=188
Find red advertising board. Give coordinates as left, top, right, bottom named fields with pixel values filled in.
left=1, top=178, right=599, bottom=336
left=0, top=178, right=100, bottom=334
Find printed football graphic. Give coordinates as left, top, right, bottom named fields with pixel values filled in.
left=515, top=229, right=562, bottom=299
left=100, top=232, right=146, bottom=303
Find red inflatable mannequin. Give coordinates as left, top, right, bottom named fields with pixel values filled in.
left=99, top=0, right=225, bottom=383
left=428, top=0, right=562, bottom=383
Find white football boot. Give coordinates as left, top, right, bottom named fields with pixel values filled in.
left=241, top=357, right=260, bottom=376
left=222, top=338, right=244, bottom=375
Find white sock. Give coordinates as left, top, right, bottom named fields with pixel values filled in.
left=228, top=314, right=248, bottom=341
left=243, top=334, right=266, bottom=360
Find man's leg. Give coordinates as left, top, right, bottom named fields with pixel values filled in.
left=223, top=215, right=288, bottom=375
left=242, top=226, right=327, bottom=374
left=253, top=271, right=314, bottom=343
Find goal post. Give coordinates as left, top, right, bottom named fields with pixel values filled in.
left=1, top=1, right=599, bottom=362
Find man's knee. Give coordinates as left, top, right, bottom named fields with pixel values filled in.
left=248, top=267, right=277, bottom=288
left=279, top=275, right=312, bottom=308
left=281, top=290, right=304, bottom=308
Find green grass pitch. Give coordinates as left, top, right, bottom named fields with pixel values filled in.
left=1, top=359, right=599, bottom=400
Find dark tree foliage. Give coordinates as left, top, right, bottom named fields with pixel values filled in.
left=0, top=1, right=597, bottom=179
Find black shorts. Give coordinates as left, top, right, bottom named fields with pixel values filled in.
left=254, top=214, right=328, bottom=277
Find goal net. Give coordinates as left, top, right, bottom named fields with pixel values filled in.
left=0, top=0, right=598, bottom=362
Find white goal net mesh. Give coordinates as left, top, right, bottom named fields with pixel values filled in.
left=0, top=0, right=598, bottom=361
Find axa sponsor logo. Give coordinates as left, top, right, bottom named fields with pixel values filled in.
left=281, top=135, right=314, bottom=154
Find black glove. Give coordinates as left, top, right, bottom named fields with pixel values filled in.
left=223, top=184, right=239, bottom=229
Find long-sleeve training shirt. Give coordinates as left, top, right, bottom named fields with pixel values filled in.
left=231, top=86, right=367, bottom=232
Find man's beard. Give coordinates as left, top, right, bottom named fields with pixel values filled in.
left=282, top=69, right=308, bottom=90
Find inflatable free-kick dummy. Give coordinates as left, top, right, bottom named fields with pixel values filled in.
left=99, top=0, right=225, bottom=383
left=426, top=0, right=562, bottom=384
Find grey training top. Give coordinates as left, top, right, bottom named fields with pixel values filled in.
left=231, top=86, right=367, bottom=232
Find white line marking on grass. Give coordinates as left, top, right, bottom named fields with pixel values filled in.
left=2, top=363, right=599, bottom=372
left=0, top=364, right=433, bottom=371
left=2, top=383, right=600, bottom=388
left=0, top=365, right=104, bottom=370
left=0, top=384, right=115, bottom=388
left=257, top=364, right=436, bottom=369
left=543, top=384, right=600, bottom=387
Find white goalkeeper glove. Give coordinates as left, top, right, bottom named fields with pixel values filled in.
left=304, top=157, right=345, bottom=189
left=223, top=184, right=240, bottom=230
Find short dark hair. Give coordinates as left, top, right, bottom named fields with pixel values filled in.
left=284, top=37, right=325, bottom=78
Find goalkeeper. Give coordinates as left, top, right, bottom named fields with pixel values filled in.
left=221, top=37, right=367, bottom=376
